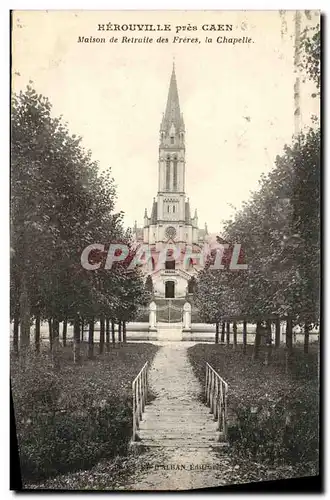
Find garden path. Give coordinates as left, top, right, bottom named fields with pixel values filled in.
left=125, top=341, right=233, bottom=491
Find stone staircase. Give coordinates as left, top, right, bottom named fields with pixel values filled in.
left=138, top=402, right=226, bottom=448
left=133, top=343, right=228, bottom=449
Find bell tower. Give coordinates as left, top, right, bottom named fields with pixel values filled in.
left=134, top=63, right=209, bottom=298
left=139, top=63, right=205, bottom=254
left=157, top=63, right=186, bottom=228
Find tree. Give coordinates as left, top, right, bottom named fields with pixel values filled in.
left=300, top=23, right=320, bottom=94
left=145, top=275, right=154, bottom=298
left=187, top=276, right=196, bottom=295
left=11, top=85, right=135, bottom=361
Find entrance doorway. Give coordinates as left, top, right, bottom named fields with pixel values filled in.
left=165, top=281, right=175, bottom=298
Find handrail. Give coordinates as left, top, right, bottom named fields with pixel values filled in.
left=132, top=361, right=148, bottom=442
left=205, top=362, right=229, bottom=440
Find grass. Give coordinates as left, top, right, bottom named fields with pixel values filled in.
left=187, top=343, right=319, bottom=470
left=187, top=344, right=318, bottom=405
left=11, top=342, right=159, bottom=485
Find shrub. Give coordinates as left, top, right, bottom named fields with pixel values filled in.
left=228, top=383, right=319, bottom=465
left=11, top=343, right=159, bottom=482
left=17, top=394, right=132, bottom=480
left=187, top=343, right=319, bottom=468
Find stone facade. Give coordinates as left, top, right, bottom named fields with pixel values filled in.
left=133, top=64, right=208, bottom=299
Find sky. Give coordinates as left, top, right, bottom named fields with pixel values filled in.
left=12, top=10, right=320, bottom=234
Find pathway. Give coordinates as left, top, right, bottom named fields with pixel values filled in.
left=126, top=341, right=231, bottom=490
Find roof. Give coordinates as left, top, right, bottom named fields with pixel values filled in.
left=161, top=64, right=185, bottom=133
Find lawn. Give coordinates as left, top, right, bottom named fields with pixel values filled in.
left=11, top=342, right=159, bottom=485
left=187, top=343, right=319, bottom=472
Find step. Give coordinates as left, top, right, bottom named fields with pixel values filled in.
left=145, top=401, right=209, bottom=407
left=138, top=430, right=217, bottom=440
left=141, top=415, right=217, bottom=427
left=132, top=439, right=229, bottom=449
left=142, top=410, right=215, bottom=419
left=139, top=421, right=218, bottom=431
left=140, top=420, right=217, bottom=428
left=138, top=429, right=217, bottom=438
left=143, top=408, right=213, bottom=415
left=142, top=415, right=216, bottom=423
left=144, top=404, right=212, bottom=412
left=144, top=403, right=212, bottom=409
left=142, top=412, right=216, bottom=425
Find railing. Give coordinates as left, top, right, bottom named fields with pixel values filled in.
left=205, top=362, right=229, bottom=440
left=132, top=361, right=148, bottom=442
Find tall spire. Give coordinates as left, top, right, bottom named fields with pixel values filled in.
left=161, top=64, right=184, bottom=132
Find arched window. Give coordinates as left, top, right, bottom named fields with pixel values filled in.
left=166, top=157, right=170, bottom=191
left=173, top=205, right=175, bottom=213
left=170, top=136, right=174, bottom=144
left=173, top=157, right=178, bottom=191
left=167, top=205, right=170, bottom=213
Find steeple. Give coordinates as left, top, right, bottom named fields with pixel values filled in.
left=161, top=63, right=185, bottom=134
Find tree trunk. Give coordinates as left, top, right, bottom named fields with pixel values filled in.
left=106, top=318, right=110, bottom=351
left=73, top=315, right=81, bottom=364
left=286, top=318, right=293, bottom=352
left=233, top=321, right=237, bottom=348
left=226, top=322, right=230, bottom=346
left=285, top=318, right=293, bottom=374
left=253, top=322, right=262, bottom=360
left=215, top=322, right=219, bottom=344
left=111, top=320, right=115, bottom=345
left=48, top=318, right=53, bottom=351
left=220, top=322, right=225, bottom=343
left=275, top=317, right=281, bottom=348
left=52, top=318, right=60, bottom=369
left=35, top=313, right=40, bottom=353
left=13, top=314, right=19, bottom=356
left=99, top=315, right=105, bottom=354
left=81, top=317, right=85, bottom=343
left=242, top=320, right=247, bottom=354
left=123, top=321, right=127, bottom=343
left=88, top=317, right=94, bottom=359
left=62, top=319, right=67, bottom=347
left=265, top=319, right=272, bottom=365
left=52, top=318, right=60, bottom=348
left=19, top=276, right=30, bottom=351
left=118, top=321, right=122, bottom=343
left=304, top=322, right=310, bottom=354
